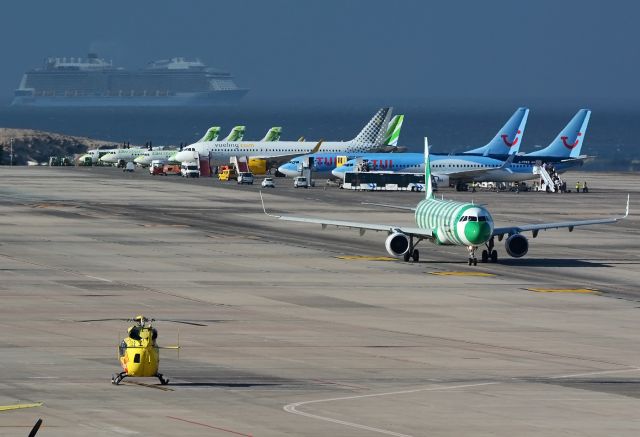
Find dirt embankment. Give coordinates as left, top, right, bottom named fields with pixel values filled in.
left=0, top=128, right=119, bottom=165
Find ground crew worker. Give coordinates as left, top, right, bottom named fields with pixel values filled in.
left=575, top=181, right=581, bottom=193
left=583, top=181, right=588, bottom=193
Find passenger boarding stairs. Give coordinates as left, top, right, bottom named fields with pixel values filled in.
left=533, top=163, right=563, bottom=193
left=230, top=156, right=250, bottom=173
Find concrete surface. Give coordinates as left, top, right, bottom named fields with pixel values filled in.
left=0, top=166, right=639, bottom=436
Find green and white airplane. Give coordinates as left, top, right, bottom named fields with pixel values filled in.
left=135, top=126, right=281, bottom=166
left=262, top=138, right=629, bottom=265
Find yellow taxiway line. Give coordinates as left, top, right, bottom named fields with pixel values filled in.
left=430, top=271, right=496, bottom=277
left=335, top=256, right=398, bottom=261
left=0, top=402, right=43, bottom=412
left=527, top=288, right=598, bottom=294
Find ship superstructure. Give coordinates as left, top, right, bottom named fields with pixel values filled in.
left=12, top=53, right=248, bottom=107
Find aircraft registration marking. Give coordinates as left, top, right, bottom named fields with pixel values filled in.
left=335, top=256, right=398, bottom=261
left=430, top=271, right=496, bottom=277
left=527, top=288, right=597, bottom=294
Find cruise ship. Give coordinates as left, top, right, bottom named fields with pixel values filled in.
left=12, top=53, right=248, bottom=107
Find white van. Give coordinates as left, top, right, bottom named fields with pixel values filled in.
left=181, top=161, right=200, bottom=178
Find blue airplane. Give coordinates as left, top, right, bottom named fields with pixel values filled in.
left=331, top=109, right=591, bottom=185
left=278, top=107, right=529, bottom=177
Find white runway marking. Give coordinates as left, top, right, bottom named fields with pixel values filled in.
left=283, top=382, right=498, bottom=437
left=284, top=367, right=640, bottom=435
left=84, top=274, right=113, bottom=283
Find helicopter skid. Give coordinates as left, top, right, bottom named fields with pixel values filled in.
left=156, top=373, right=170, bottom=385
left=111, top=372, right=127, bottom=385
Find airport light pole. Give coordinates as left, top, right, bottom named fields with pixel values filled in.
left=10, top=138, right=13, bottom=166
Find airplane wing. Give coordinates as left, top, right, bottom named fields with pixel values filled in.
left=493, top=195, right=629, bottom=238
left=260, top=193, right=432, bottom=238
left=251, top=140, right=325, bottom=162
left=438, top=154, right=517, bottom=181
left=361, top=202, right=416, bottom=211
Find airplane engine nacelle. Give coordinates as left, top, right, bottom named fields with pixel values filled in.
left=385, top=232, right=410, bottom=257
left=433, top=174, right=449, bottom=186
left=505, top=234, right=529, bottom=258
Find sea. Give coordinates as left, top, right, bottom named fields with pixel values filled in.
left=0, top=102, right=638, bottom=170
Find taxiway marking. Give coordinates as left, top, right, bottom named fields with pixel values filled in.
left=167, top=416, right=253, bottom=436
left=0, top=402, right=43, bottom=412
left=335, top=255, right=398, bottom=261
left=430, top=271, right=496, bottom=277
left=528, top=287, right=597, bottom=293
left=284, top=382, right=498, bottom=437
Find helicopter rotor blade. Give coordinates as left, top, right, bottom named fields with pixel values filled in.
left=28, top=418, right=43, bottom=437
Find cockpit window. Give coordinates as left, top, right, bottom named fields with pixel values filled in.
left=459, top=216, right=468, bottom=222
left=478, top=216, right=487, bottom=222
left=468, top=216, right=478, bottom=222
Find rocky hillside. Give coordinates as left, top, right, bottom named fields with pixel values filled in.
left=0, top=128, right=119, bottom=165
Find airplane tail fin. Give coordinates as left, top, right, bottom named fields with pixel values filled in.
left=465, top=107, right=529, bottom=155
left=384, top=115, right=404, bottom=147
left=351, top=107, right=393, bottom=144
left=199, top=126, right=220, bottom=142
left=526, top=109, right=591, bottom=158
left=261, top=127, right=282, bottom=142
left=425, top=137, right=434, bottom=199
left=224, top=126, right=245, bottom=141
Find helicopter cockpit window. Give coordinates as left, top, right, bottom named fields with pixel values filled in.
left=129, top=326, right=141, bottom=341
left=133, top=353, right=141, bottom=363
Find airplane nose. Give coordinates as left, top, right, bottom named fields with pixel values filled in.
left=464, top=221, right=492, bottom=245
left=331, top=168, right=346, bottom=179
left=277, top=165, right=297, bottom=177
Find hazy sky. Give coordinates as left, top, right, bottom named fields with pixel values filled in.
left=2, top=0, right=638, bottom=107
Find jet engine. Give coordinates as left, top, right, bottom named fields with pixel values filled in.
left=505, top=234, right=529, bottom=258
left=385, top=232, right=410, bottom=257
left=433, top=174, right=449, bottom=186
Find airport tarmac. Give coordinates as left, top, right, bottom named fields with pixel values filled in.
left=0, top=166, right=639, bottom=436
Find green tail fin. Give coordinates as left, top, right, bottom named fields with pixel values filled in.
left=384, top=115, right=404, bottom=146
left=225, top=126, right=245, bottom=141
left=425, top=137, right=433, bottom=199
left=200, top=126, right=220, bottom=142
left=262, top=127, right=282, bottom=142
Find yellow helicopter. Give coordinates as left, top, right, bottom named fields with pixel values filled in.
left=112, top=315, right=179, bottom=385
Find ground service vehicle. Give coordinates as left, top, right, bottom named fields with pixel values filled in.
left=181, top=161, right=200, bottom=178
left=294, top=176, right=309, bottom=188
left=150, top=160, right=165, bottom=175
left=124, top=162, right=135, bottom=172
left=237, top=172, right=254, bottom=184
left=262, top=177, right=276, bottom=188
left=218, top=166, right=237, bottom=181
left=163, top=164, right=181, bottom=175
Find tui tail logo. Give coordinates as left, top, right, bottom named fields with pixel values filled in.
left=501, top=130, right=521, bottom=147
left=561, top=132, right=582, bottom=149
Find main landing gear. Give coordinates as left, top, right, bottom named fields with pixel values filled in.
left=480, top=237, right=498, bottom=263
left=403, top=235, right=423, bottom=263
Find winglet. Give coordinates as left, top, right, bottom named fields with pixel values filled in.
left=625, top=194, right=630, bottom=218
left=311, top=139, right=324, bottom=154
left=260, top=191, right=280, bottom=218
